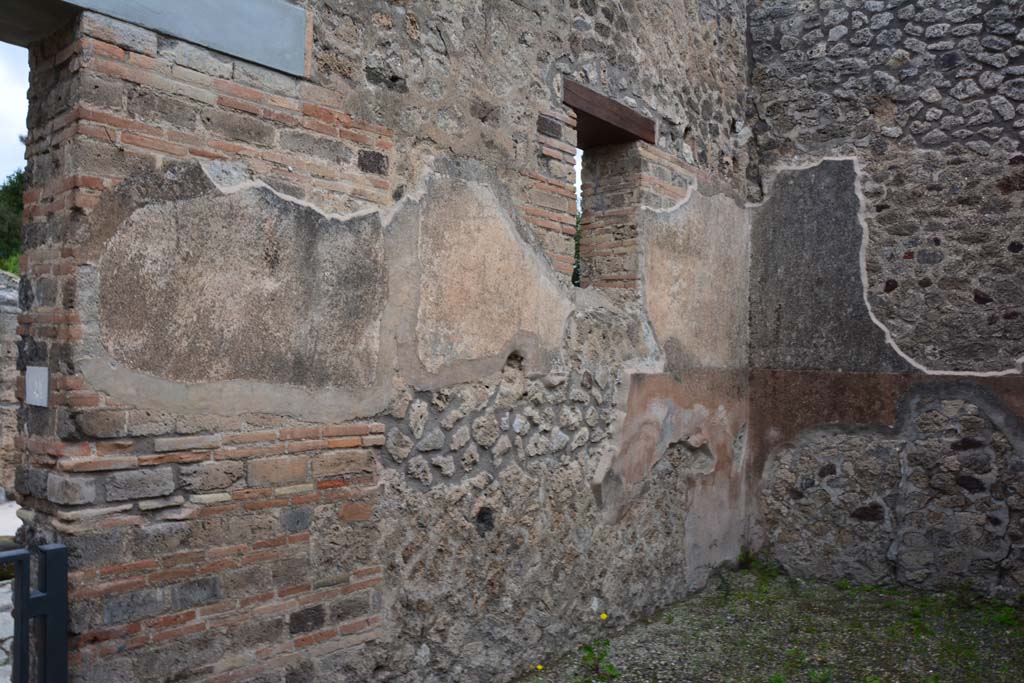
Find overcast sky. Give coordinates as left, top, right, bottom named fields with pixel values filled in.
left=0, top=44, right=29, bottom=180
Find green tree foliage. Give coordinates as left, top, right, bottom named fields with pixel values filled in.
left=0, top=169, right=24, bottom=274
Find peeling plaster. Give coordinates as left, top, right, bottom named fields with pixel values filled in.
left=752, top=156, right=1024, bottom=378
left=75, top=160, right=600, bottom=421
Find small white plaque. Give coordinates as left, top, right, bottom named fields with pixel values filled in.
left=25, top=366, right=48, bottom=408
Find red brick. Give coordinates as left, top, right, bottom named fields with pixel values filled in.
left=339, top=502, right=374, bottom=522
left=294, top=627, right=337, bottom=649
left=223, top=431, right=278, bottom=445
left=252, top=536, right=288, bottom=550
left=208, top=544, right=248, bottom=560
left=324, top=436, right=361, bottom=449
left=188, top=146, right=228, bottom=160
left=339, top=616, right=378, bottom=635
left=76, top=622, right=142, bottom=646
left=138, top=451, right=208, bottom=466
left=213, top=79, right=268, bottom=103
left=322, top=424, right=369, bottom=437
left=146, top=567, right=195, bottom=584
left=342, top=577, right=381, bottom=594
left=94, top=439, right=135, bottom=456
left=278, top=584, right=310, bottom=598
left=99, top=559, right=158, bottom=577
left=231, top=487, right=273, bottom=501
left=279, top=426, right=322, bottom=441
left=145, top=610, right=196, bottom=630
left=218, top=95, right=261, bottom=115
left=244, top=498, right=290, bottom=511
left=215, top=444, right=286, bottom=460
left=162, top=551, right=205, bottom=567
left=59, top=456, right=138, bottom=472
left=71, top=576, right=148, bottom=600
left=239, top=590, right=277, bottom=609
left=238, top=548, right=284, bottom=566
left=286, top=439, right=325, bottom=454
left=121, top=132, right=187, bottom=156
left=196, top=558, right=237, bottom=575
left=152, top=622, right=205, bottom=643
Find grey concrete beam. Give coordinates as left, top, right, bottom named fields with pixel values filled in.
left=0, top=0, right=308, bottom=76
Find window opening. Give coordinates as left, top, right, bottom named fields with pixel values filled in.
left=563, top=78, right=655, bottom=290
left=573, top=148, right=582, bottom=286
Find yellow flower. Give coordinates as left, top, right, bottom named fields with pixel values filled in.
left=600, top=612, right=608, bottom=620
left=536, top=664, right=544, bottom=671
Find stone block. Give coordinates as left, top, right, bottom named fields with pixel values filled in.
left=357, top=150, right=389, bottom=175
left=280, top=130, right=353, bottom=165
left=311, top=449, right=375, bottom=478
left=288, top=605, right=325, bottom=634
left=65, top=528, right=129, bottom=571
left=330, top=594, right=370, bottom=622
left=201, top=108, right=276, bottom=146
left=76, top=72, right=127, bottom=111
left=219, top=565, right=273, bottom=599
left=130, top=521, right=193, bottom=557
left=180, top=460, right=244, bottom=492
left=47, top=473, right=97, bottom=505
left=103, top=587, right=164, bottom=625
left=248, top=456, right=308, bottom=487
left=234, top=616, right=285, bottom=648
left=233, top=61, right=299, bottom=97
left=81, top=12, right=158, bottom=56
left=75, top=410, right=128, bottom=439
left=105, top=467, right=175, bottom=502
left=15, top=465, right=48, bottom=499
left=280, top=506, right=312, bottom=533
left=170, top=577, right=220, bottom=611
left=158, top=38, right=234, bottom=78
left=154, top=434, right=222, bottom=453
left=127, top=90, right=199, bottom=131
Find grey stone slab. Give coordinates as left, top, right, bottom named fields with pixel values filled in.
left=1, top=0, right=307, bottom=75
left=74, top=0, right=307, bottom=75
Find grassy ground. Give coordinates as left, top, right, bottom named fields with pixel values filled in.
left=516, top=564, right=1024, bottom=683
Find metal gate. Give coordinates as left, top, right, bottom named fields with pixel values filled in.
left=0, top=545, right=67, bottom=683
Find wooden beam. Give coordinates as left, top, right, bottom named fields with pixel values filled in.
left=562, top=78, right=656, bottom=149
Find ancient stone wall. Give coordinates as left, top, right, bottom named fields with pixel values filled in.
left=12, top=3, right=755, bottom=682
left=748, top=0, right=1024, bottom=372
left=10, top=2, right=1023, bottom=681
left=749, top=0, right=1024, bottom=599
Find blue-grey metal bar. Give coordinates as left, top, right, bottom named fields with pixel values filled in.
left=0, top=548, right=31, bottom=683
left=39, top=545, right=68, bottom=683
left=0, top=544, right=69, bottom=683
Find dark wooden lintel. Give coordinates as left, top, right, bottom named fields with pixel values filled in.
left=562, top=78, right=657, bottom=149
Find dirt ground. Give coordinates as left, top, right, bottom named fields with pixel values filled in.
left=515, top=565, right=1024, bottom=683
